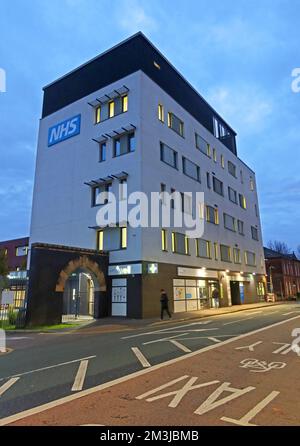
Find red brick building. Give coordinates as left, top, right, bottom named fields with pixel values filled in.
left=264, top=247, right=300, bottom=299
left=0, top=237, right=29, bottom=271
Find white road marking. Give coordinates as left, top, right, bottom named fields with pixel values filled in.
left=143, top=333, right=189, bottom=345
left=71, top=360, right=89, bottom=392
left=121, top=321, right=212, bottom=340
left=0, top=355, right=96, bottom=383
left=170, top=340, right=192, bottom=353
left=208, top=337, right=221, bottom=343
left=221, top=391, right=280, bottom=426
left=223, top=317, right=255, bottom=326
left=131, top=347, right=151, bottom=368
left=235, top=341, right=263, bottom=352
left=5, top=337, right=32, bottom=341
left=282, top=311, right=300, bottom=316
left=1, top=315, right=299, bottom=426
left=0, top=378, right=20, bottom=397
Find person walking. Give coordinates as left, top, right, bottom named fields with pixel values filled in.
left=160, top=289, right=171, bottom=320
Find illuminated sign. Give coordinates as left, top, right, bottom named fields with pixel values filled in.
left=48, top=114, right=81, bottom=147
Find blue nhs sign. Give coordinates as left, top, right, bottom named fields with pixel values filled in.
left=48, top=114, right=81, bottom=147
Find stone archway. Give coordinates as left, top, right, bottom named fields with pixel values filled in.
left=55, top=255, right=106, bottom=293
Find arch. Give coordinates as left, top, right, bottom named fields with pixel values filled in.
left=55, top=255, right=106, bottom=292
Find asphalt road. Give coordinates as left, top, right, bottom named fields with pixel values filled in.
left=1, top=303, right=300, bottom=424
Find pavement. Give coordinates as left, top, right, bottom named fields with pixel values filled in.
left=0, top=302, right=300, bottom=426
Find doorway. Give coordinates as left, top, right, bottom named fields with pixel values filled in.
left=63, top=268, right=96, bottom=318
left=230, top=281, right=241, bottom=305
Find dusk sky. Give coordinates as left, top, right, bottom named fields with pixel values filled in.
left=0, top=0, right=299, bottom=251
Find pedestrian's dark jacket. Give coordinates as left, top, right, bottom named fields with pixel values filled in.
left=160, top=292, right=169, bottom=306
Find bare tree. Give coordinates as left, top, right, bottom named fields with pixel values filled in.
left=267, top=240, right=291, bottom=255
left=0, top=249, right=9, bottom=297
left=297, top=245, right=300, bottom=260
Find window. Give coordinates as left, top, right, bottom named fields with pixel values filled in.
left=119, top=179, right=127, bottom=201
left=240, top=170, right=244, bottom=184
left=122, top=95, right=128, bottom=113
left=233, top=248, right=241, bottom=264
left=121, top=227, right=127, bottom=249
left=16, top=246, right=28, bottom=256
left=213, top=116, right=230, bottom=140
left=114, top=133, right=135, bottom=157
left=206, top=205, right=219, bottom=224
left=245, top=251, right=256, bottom=266
left=224, top=213, right=236, bottom=232
left=160, top=142, right=178, bottom=169
left=206, top=172, right=211, bottom=189
left=237, top=219, right=244, bottom=235
left=214, top=242, right=218, bottom=260
left=182, top=157, right=201, bottom=182
left=195, top=133, right=210, bottom=157
left=97, top=231, right=104, bottom=251
left=171, top=188, right=176, bottom=209
left=171, top=232, right=189, bottom=255
left=220, top=245, right=231, bottom=262
left=108, top=101, right=115, bottom=118
left=221, top=154, right=225, bottom=168
left=99, top=142, right=106, bottom=162
left=160, top=183, right=166, bottom=204
left=168, top=112, right=184, bottom=137
left=228, top=160, right=237, bottom=177
left=95, top=106, right=101, bottom=124
left=228, top=186, right=237, bottom=204
left=158, top=104, right=164, bottom=122
left=213, top=148, right=217, bottom=162
left=250, top=176, right=255, bottom=191
left=128, top=133, right=135, bottom=152
left=213, top=176, right=224, bottom=196
left=255, top=204, right=258, bottom=218
left=92, top=183, right=112, bottom=206
left=196, top=239, right=211, bottom=259
left=251, top=226, right=259, bottom=241
left=239, top=193, right=247, bottom=209
left=161, top=229, right=168, bottom=251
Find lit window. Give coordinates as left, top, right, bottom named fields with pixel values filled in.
left=97, top=231, right=104, bottom=251
left=95, top=106, right=101, bottom=124
left=185, top=236, right=189, bottom=255
left=158, top=104, right=164, bottom=122
left=206, top=205, right=219, bottom=225
left=121, top=227, right=127, bottom=249
left=171, top=232, right=176, bottom=252
left=108, top=101, right=115, bottom=118
left=250, top=176, right=255, bottom=191
left=161, top=229, right=167, bottom=251
left=239, top=193, right=247, bottom=209
left=122, top=95, right=128, bottom=113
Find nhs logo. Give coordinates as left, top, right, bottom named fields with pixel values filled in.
left=48, top=114, right=81, bottom=147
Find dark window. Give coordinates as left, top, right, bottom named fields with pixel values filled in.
left=206, top=172, right=211, bottom=189
left=206, top=205, right=219, bottom=224
left=172, top=232, right=189, bottom=255
left=195, top=133, right=210, bottom=157
left=223, top=213, right=236, bottom=232
left=196, top=239, right=211, bottom=258
left=228, top=186, right=237, bottom=204
left=213, top=176, right=224, bottom=196
left=160, top=142, right=178, bottom=169
left=237, top=219, right=244, bottom=235
left=114, top=132, right=135, bottom=157
left=220, top=244, right=231, bottom=262
left=228, top=160, right=237, bottom=177
left=171, top=188, right=176, bottom=209
left=99, top=142, right=106, bottom=162
left=92, top=183, right=112, bottom=206
left=251, top=226, right=259, bottom=241
left=182, top=157, right=201, bottom=182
